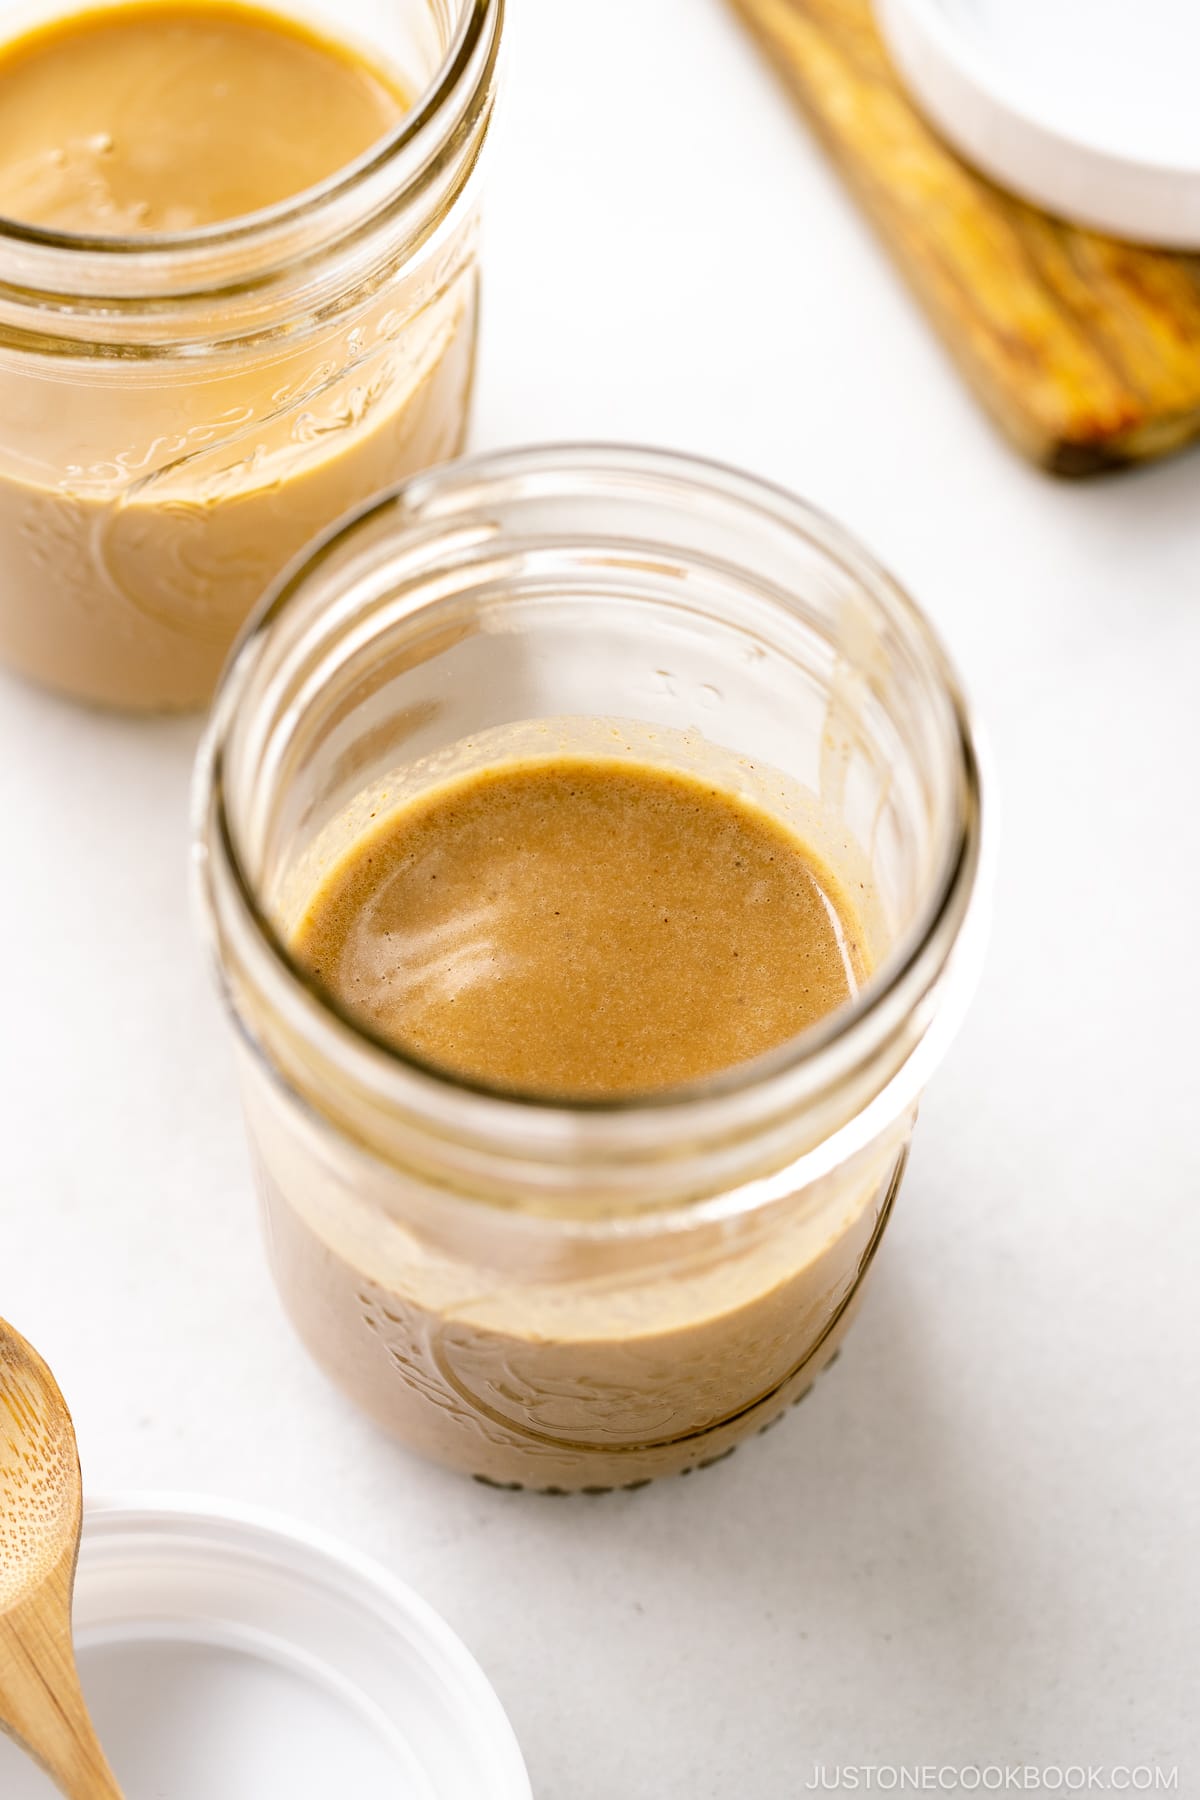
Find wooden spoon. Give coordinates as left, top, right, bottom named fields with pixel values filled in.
left=0, top=1318, right=122, bottom=1798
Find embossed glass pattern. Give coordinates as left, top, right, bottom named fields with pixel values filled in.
left=0, top=0, right=501, bottom=709
left=195, top=447, right=988, bottom=1492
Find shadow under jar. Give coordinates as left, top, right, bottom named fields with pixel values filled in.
left=0, top=0, right=501, bottom=710
left=195, top=446, right=988, bottom=1492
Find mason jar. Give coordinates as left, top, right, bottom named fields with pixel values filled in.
left=0, top=0, right=502, bottom=710
left=194, top=445, right=988, bottom=1492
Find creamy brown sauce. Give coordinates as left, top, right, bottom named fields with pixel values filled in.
left=293, top=756, right=867, bottom=1097
left=0, top=1, right=475, bottom=709
left=0, top=1, right=404, bottom=234
left=263, top=753, right=896, bottom=1488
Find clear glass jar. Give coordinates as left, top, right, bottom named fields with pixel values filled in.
left=194, top=446, right=988, bottom=1493
left=0, top=0, right=502, bottom=710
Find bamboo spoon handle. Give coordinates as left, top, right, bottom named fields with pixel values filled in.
left=0, top=1550, right=123, bottom=1799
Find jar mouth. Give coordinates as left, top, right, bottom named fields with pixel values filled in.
left=196, top=444, right=988, bottom=1148
left=0, top=0, right=501, bottom=310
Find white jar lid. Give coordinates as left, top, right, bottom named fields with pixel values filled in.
left=0, top=1496, right=531, bottom=1800
left=875, top=0, right=1200, bottom=247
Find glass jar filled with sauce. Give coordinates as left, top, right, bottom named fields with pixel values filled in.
left=195, top=446, right=988, bottom=1492
left=0, top=0, right=501, bottom=709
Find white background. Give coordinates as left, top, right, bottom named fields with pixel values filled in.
left=4, top=0, right=1198, bottom=1793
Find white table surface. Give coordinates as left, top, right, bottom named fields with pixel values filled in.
left=4, top=1, right=1198, bottom=1793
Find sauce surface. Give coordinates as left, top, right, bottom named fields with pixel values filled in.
left=0, top=0, right=406, bottom=233
left=0, top=0, right=471, bottom=712
left=294, top=757, right=868, bottom=1097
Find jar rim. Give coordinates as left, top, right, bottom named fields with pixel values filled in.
left=0, top=0, right=500, bottom=260
left=195, top=444, right=988, bottom=1171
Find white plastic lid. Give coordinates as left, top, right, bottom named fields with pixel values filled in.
left=0, top=1495, right=531, bottom=1800
left=875, top=0, right=1200, bottom=247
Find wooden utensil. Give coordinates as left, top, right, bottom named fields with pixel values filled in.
left=729, top=0, right=1200, bottom=473
left=0, top=1318, right=122, bottom=1798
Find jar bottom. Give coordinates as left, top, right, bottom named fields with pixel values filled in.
left=258, top=1145, right=908, bottom=1493
left=470, top=1342, right=849, bottom=1497
left=0, top=277, right=478, bottom=712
